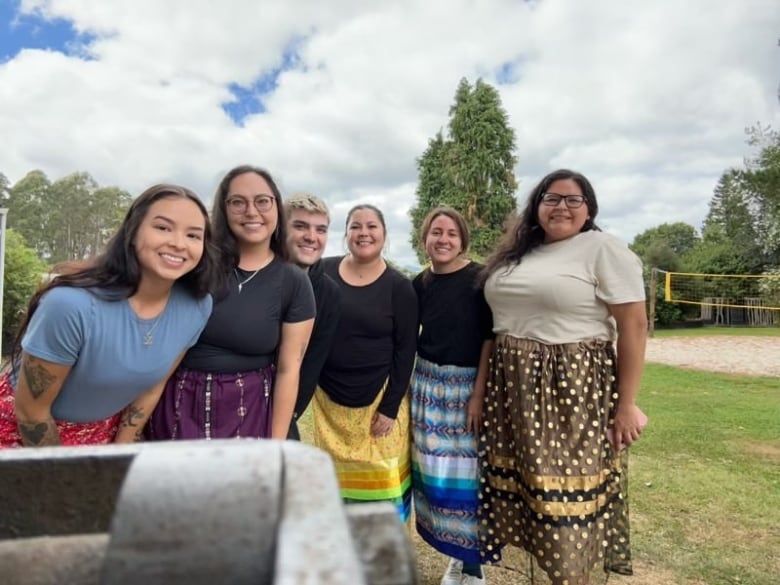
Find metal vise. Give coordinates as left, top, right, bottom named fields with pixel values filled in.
left=0, top=440, right=419, bottom=585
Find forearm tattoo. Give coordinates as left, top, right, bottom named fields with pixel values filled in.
left=120, top=405, right=144, bottom=429
left=18, top=418, right=60, bottom=447
left=22, top=357, right=57, bottom=400
left=119, top=405, right=146, bottom=442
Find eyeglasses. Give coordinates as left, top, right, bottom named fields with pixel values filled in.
left=541, top=193, right=586, bottom=208
left=226, top=195, right=275, bottom=214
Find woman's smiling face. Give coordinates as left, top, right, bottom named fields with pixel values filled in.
left=537, top=178, right=590, bottom=243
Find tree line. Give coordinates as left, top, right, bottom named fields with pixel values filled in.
left=408, top=78, right=779, bottom=326
left=2, top=78, right=778, bottom=345
left=0, top=171, right=132, bottom=348
left=628, top=126, right=780, bottom=323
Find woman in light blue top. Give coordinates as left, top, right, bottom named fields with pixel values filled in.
left=0, top=184, right=222, bottom=447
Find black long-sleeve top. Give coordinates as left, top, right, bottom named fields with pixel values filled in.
left=319, top=256, right=418, bottom=419
left=413, top=262, right=493, bottom=368
left=294, top=260, right=341, bottom=417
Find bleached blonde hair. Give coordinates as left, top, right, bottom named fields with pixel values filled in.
left=284, top=192, right=330, bottom=223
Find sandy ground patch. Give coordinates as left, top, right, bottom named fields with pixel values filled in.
left=645, top=336, right=780, bottom=376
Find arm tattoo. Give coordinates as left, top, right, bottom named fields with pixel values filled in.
left=18, top=419, right=60, bottom=447
left=119, top=405, right=145, bottom=429
left=22, top=358, right=57, bottom=400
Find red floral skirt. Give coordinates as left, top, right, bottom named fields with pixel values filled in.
left=0, top=372, right=121, bottom=448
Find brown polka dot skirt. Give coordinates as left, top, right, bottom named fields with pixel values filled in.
left=478, top=335, right=632, bottom=584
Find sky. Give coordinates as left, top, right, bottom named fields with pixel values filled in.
left=0, top=0, right=778, bottom=268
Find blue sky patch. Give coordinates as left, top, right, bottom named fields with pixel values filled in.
left=0, top=1, right=96, bottom=63
left=496, top=59, right=522, bottom=85
left=222, top=38, right=304, bottom=126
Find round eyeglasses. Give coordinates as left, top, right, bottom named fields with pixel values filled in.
left=226, top=195, right=275, bottom=214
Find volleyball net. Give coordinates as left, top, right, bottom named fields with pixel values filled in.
left=659, top=269, right=780, bottom=325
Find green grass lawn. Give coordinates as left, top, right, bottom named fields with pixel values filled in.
left=653, top=326, right=780, bottom=338
left=298, top=363, right=780, bottom=584
left=627, top=364, right=780, bottom=585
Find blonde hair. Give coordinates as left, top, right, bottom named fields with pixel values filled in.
left=285, top=192, right=330, bottom=223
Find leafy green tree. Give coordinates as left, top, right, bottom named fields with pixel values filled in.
left=0, top=173, right=9, bottom=206
left=409, top=78, right=518, bottom=262
left=6, top=170, right=51, bottom=257
left=740, top=124, right=780, bottom=264
left=631, top=223, right=698, bottom=325
left=45, top=173, right=131, bottom=262
left=47, top=172, right=99, bottom=262
left=2, top=230, right=47, bottom=352
left=630, top=222, right=699, bottom=260
left=644, top=242, right=680, bottom=272
left=682, top=225, right=761, bottom=301
left=684, top=224, right=756, bottom=275
left=5, top=171, right=132, bottom=263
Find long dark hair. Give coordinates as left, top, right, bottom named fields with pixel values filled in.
left=211, top=165, right=289, bottom=267
left=11, top=183, right=222, bottom=368
left=482, top=169, right=601, bottom=282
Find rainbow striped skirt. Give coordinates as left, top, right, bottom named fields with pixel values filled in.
left=312, top=383, right=411, bottom=523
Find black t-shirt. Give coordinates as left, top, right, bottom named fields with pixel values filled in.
left=183, top=257, right=315, bottom=373
left=319, top=256, right=418, bottom=419
left=294, top=260, right=340, bottom=417
left=413, top=262, right=493, bottom=368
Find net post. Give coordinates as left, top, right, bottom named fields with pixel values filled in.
left=648, top=268, right=657, bottom=338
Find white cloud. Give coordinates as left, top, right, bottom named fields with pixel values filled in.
left=2, top=0, right=779, bottom=267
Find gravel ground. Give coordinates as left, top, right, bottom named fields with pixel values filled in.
left=645, top=336, right=780, bottom=376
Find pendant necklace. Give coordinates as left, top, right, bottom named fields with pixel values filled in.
left=142, top=314, right=163, bottom=347
left=234, top=267, right=261, bottom=293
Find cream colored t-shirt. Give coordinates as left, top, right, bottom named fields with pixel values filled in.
left=485, top=231, right=645, bottom=344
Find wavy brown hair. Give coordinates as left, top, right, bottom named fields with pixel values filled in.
left=10, top=183, right=222, bottom=369
left=481, top=169, right=601, bottom=282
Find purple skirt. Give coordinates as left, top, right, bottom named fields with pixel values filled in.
left=146, top=365, right=274, bottom=440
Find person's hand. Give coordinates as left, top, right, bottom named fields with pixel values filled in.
left=370, top=412, right=395, bottom=437
left=466, top=394, right=483, bottom=434
left=608, top=403, right=648, bottom=451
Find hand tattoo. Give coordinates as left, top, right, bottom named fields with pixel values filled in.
left=22, top=357, right=56, bottom=400
left=18, top=419, right=60, bottom=447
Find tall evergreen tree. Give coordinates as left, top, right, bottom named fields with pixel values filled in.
left=701, top=170, right=762, bottom=272
left=409, top=132, right=453, bottom=260
left=409, top=78, right=517, bottom=263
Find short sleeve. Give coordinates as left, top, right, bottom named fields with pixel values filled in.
left=185, top=294, right=213, bottom=348
left=22, top=287, right=92, bottom=365
left=594, top=235, right=646, bottom=304
left=283, top=266, right=316, bottom=323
